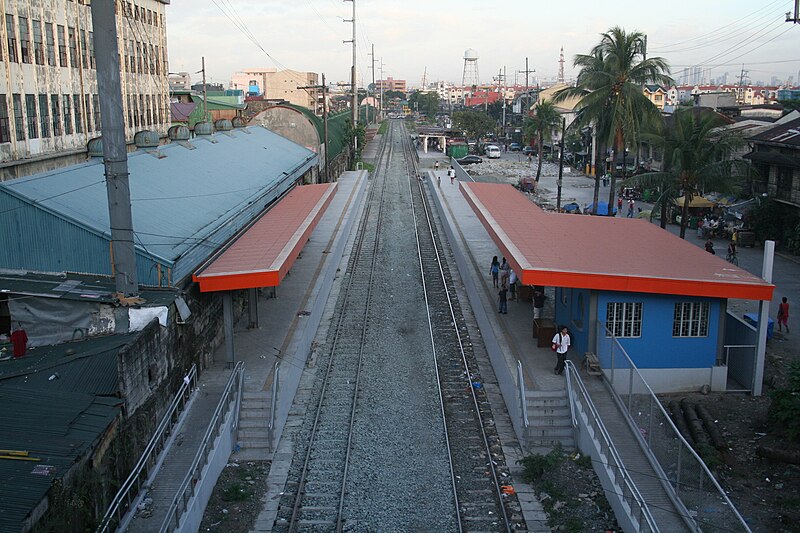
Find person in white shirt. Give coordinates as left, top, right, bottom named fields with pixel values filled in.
left=552, top=326, right=571, bottom=375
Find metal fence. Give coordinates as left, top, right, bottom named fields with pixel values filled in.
left=267, top=361, right=280, bottom=452
left=595, top=321, right=751, bottom=532
left=565, top=360, right=658, bottom=532
left=95, top=365, right=198, bottom=533
left=158, top=361, right=245, bottom=532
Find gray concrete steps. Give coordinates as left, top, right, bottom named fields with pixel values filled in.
left=525, top=389, right=575, bottom=450
left=234, top=390, right=274, bottom=461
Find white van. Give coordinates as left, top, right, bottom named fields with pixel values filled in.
left=486, top=145, right=501, bottom=159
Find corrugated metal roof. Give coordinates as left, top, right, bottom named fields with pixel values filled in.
left=0, top=387, right=120, bottom=533
left=0, top=126, right=318, bottom=284
left=0, top=334, right=135, bottom=395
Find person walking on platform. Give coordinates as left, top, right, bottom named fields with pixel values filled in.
left=498, top=283, right=508, bottom=314
left=778, top=296, right=790, bottom=334
left=448, top=166, right=456, bottom=184
left=499, top=257, right=510, bottom=285
left=490, top=256, right=500, bottom=288
left=533, top=289, right=546, bottom=319
left=552, top=326, right=571, bottom=375
left=434, top=160, right=440, bottom=172
left=508, top=269, right=517, bottom=301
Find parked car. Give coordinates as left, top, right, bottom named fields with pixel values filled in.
left=457, top=155, right=483, bottom=165
left=509, top=143, right=522, bottom=152
left=522, top=146, right=534, bottom=156
left=485, top=145, right=502, bottom=159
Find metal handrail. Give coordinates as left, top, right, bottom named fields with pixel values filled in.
left=517, top=360, right=529, bottom=428
left=598, top=321, right=751, bottom=531
left=95, top=365, right=197, bottom=533
left=565, top=361, right=659, bottom=533
left=158, top=361, right=245, bottom=532
left=267, top=361, right=279, bottom=452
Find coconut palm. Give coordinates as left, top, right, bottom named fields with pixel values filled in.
left=623, top=108, right=748, bottom=238
left=524, top=100, right=561, bottom=182
left=554, top=27, right=672, bottom=215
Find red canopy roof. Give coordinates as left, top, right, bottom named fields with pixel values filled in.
left=461, top=182, right=773, bottom=301
left=193, top=183, right=337, bottom=292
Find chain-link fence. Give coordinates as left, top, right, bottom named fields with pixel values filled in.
left=595, top=321, right=751, bottom=532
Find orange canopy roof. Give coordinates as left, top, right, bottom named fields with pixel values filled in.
left=193, top=183, right=337, bottom=292
left=461, top=182, right=773, bottom=301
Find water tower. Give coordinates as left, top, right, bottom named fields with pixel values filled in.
left=462, top=48, right=480, bottom=89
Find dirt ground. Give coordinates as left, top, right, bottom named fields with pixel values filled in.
left=199, top=461, right=270, bottom=533
left=661, top=332, right=800, bottom=533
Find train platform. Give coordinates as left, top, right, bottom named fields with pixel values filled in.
left=123, top=171, right=368, bottom=531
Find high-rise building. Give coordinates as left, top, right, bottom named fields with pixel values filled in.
left=375, top=76, right=407, bottom=93
left=230, top=68, right=321, bottom=114
left=0, top=0, right=170, bottom=177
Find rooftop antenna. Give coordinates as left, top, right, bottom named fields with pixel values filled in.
left=557, top=46, right=565, bottom=84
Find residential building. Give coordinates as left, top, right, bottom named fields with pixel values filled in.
left=168, top=71, right=191, bottom=91
left=745, top=114, right=800, bottom=207
left=778, top=88, right=800, bottom=100
left=643, top=84, right=667, bottom=110
left=230, top=68, right=321, bottom=114
left=375, top=76, right=406, bottom=93
left=0, top=0, right=171, bottom=180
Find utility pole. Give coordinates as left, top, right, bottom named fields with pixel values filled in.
left=201, top=56, right=208, bottom=122
left=502, top=66, right=507, bottom=137
left=519, top=57, right=535, bottom=114
left=343, top=0, right=357, bottom=133
left=91, top=0, right=138, bottom=296
left=379, top=57, right=384, bottom=119
left=369, top=44, right=376, bottom=124
left=556, top=117, right=566, bottom=211
left=298, top=74, right=330, bottom=182
left=737, top=65, right=749, bottom=104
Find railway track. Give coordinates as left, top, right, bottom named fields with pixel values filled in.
left=401, top=123, right=523, bottom=532
left=274, top=123, right=395, bottom=532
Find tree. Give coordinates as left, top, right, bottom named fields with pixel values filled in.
left=344, top=119, right=366, bottom=167
left=624, top=108, right=747, bottom=237
left=452, top=110, right=496, bottom=144
left=554, top=27, right=672, bottom=215
left=524, top=101, right=561, bottom=181
left=384, top=90, right=406, bottom=100
left=409, top=91, right=440, bottom=117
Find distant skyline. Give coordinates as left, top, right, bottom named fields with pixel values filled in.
left=167, top=0, right=800, bottom=89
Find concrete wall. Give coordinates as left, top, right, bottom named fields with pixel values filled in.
left=724, top=311, right=758, bottom=390
left=554, top=287, right=591, bottom=356
left=597, top=291, right=721, bottom=369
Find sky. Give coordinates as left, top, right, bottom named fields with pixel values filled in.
left=166, top=0, right=800, bottom=89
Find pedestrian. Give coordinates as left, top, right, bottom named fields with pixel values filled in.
left=490, top=255, right=500, bottom=288
left=434, top=160, right=440, bottom=171
left=617, top=196, right=623, bottom=215
left=508, top=269, right=517, bottom=301
left=498, top=283, right=508, bottom=314
left=448, top=166, right=456, bottom=184
left=777, top=296, right=790, bottom=334
left=499, top=257, right=510, bottom=285
left=533, top=289, right=546, bottom=320
left=552, top=326, right=571, bottom=375
left=705, top=239, right=715, bottom=255
left=697, top=218, right=704, bottom=239
left=10, top=325, right=28, bottom=358
left=627, top=198, right=635, bottom=218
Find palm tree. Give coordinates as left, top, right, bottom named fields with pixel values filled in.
left=624, top=108, right=747, bottom=238
left=554, top=27, right=672, bottom=215
left=524, top=100, right=560, bottom=182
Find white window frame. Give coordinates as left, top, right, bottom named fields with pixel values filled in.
left=673, top=302, right=710, bottom=338
left=606, top=302, right=642, bottom=338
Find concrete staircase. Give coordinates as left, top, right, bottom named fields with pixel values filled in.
left=234, top=390, right=274, bottom=461
left=525, top=389, right=574, bottom=452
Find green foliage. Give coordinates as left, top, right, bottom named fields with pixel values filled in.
left=778, top=99, right=800, bottom=112
left=452, top=110, right=496, bottom=142
left=378, top=121, right=388, bottom=135
left=408, top=91, right=440, bottom=117
left=695, top=442, right=724, bottom=471
left=519, top=448, right=564, bottom=481
left=768, top=360, right=800, bottom=440
left=574, top=453, right=593, bottom=470
left=383, top=90, right=406, bottom=100
left=524, top=100, right=562, bottom=180
left=222, top=482, right=255, bottom=502
left=344, top=119, right=367, bottom=166
left=751, top=200, right=800, bottom=253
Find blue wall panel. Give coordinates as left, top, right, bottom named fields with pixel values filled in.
left=554, top=287, right=591, bottom=357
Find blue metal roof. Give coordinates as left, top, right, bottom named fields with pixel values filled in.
left=0, top=126, right=317, bottom=285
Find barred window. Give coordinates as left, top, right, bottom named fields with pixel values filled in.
left=606, top=302, right=643, bottom=338
left=45, top=23, right=55, bottom=66
left=67, top=26, right=77, bottom=68
left=80, top=29, right=88, bottom=69
left=92, top=94, right=100, bottom=129
left=88, top=31, right=94, bottom=68
left=38, top=94, right=49, bottom=137
left=25, top=94, right=37, bottom=139
left=32, top=20, right=44, bottom=65
left=63, top=95, right=72, bottom=135
left=84, top=94, right=92, bottom=132
left=74, top=94, right=83, bottom=133
left=6, top=15, right=18, bottom=63
left=12, top=94, right=24, bottom=141
left=18, top=17, right=30, bottom=64
left=57, top=25, right=67, bottom=67
left=673, top=302, right=710, bottom=337
left=50, top=94, right=61, bottom=136
left=0, top=96, right=9, bottom=143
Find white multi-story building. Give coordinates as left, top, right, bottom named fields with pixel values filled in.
left=230, top=68, right=321, bottom=114
left=0, top=0, right=170, bottom=176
